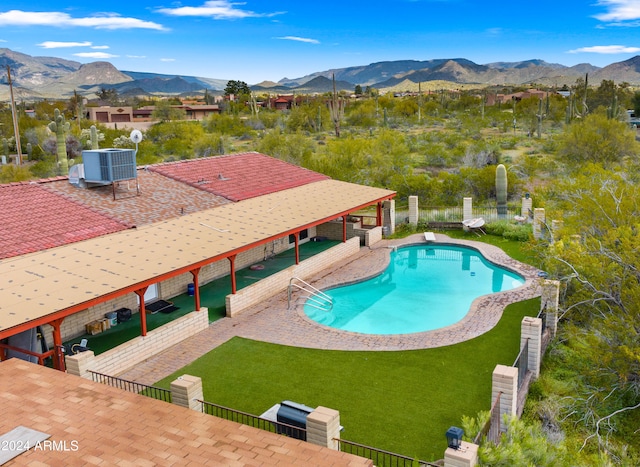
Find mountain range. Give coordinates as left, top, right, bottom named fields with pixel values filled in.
left=1, top=47, right=640, bottom=101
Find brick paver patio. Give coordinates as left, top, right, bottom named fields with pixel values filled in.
left=119, top=233, right=542, bottom=385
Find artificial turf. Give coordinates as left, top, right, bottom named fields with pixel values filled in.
left=155, top=297, right=539, bottom=461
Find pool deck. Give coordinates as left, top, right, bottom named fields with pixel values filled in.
left=118, top=233, right=542, bottom=385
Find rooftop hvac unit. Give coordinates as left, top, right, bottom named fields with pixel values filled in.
left=82, top=148, right=137, bottom=184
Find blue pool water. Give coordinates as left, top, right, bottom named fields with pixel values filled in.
left=304, top=244, right=525, bottom=335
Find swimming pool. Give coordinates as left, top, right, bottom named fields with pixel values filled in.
left=303, top=244, right=525, bottom=335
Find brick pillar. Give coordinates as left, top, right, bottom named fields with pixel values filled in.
left=551, top=220, right=563, bottom=240
left=170, top=375, right=203, bottom=412
left=65, top=350, right=95, bottom=379
left=306, top=406, right=341, bottom=450
left=383, top=200, right=395, bottom=236
left=532, top=208, right=545, bottom=240
left=521, top=196, right=532, bottom=219
left=444, top=441, right=479, bottom=467
left=492, top=365, right=518, bottom=432
left=463, top=197, right=473, bottom=221
left=521, top=317, right=542, bottom=379
left=541, top=280, right=559, bottom=336
left=408, top=196, right=418, bottom=227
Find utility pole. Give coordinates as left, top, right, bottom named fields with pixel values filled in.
left=6, top=65, right=23, bottom=165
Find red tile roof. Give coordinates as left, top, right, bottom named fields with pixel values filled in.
left=0, top=182, right=131, bottom=260
left=149, top=152, right=330, bottom=201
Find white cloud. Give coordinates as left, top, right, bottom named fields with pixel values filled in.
left=91, top=45, right=110, bottom=50
left=157, top=1, right=284, bottom=19
left=127, top=55, right=147, bottom=59
left=37, top=41, right=92, bottom=48
left=594, top=0, right=640, bottom=23
left=73, top=52, right=119, bottom=58
left=275, top=36, right=320, bottom=44
left=160, top=58, right=176, bottom=62
left=567, top=44, right=640, bottom=54
left=0, top=10, right=166, bottom=30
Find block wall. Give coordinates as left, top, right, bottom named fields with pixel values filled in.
left=90, top=309, right=209, bottom=376
left=226, top=237, right=360, bottom=317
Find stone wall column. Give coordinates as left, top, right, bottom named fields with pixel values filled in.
left=65, top=350, right=95, bottom=379
left=541, top=280, right=560, bottom=336
left=492, top=365, right=518, bottom=432
left=533, top=208, right=545, bottom=240
left=463, top=197, right=473, bottom=221
left=171, top=374, right=203, bottom=412
left=521, top=317, right=542, bottom=379
left=383, top=199, right=395, bottom=236
left=306, top=406, right=341, bottom=450
left=444, top=441, right=479, bottom=467
left=521, top=196, right=533, bottom=219
left=408, top=195, right=418, bottom=227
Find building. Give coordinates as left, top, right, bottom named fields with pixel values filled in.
left=0, top=152, right=395, bottom=375
left=0, top=358, right=372, bottom=465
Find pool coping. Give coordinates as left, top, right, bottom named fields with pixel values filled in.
left=285, top=233, right=542, bottom=350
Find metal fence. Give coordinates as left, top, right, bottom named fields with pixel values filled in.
left=396, top=205, right=520, bottom=225
left=199, top=400, right=307, bottom=441
left=513, top=338, right=530, bottom=390
left=473, top=392, right=502, bottom=446
left=88, top=370, right=172, bottom=402
left=335, top=438, right=442, bottom=467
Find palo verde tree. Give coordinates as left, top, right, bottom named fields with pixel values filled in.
left=537, top=165, right=640, bottom=462
left=555, top=113, right=639, bottom=169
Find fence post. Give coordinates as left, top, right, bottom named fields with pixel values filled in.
left=541, top=280, right=559, bottom=337
left=408, top=196, right=418, bottom=227
left=170, top=374, right=203, bottom=412
left=306, top=406, right=341, bottom=450
left=521, top=317, right=542, bottom=379
left=492, top=365, right=518, bottom=432
left=463, top=197, right=473, bottom=221
left=65, top=350, right=95, bottom=379
left=444, top=441, right=479, bottom=467
left=533, top=208, right=545, bottom=239
left=383, top=199, right=396, bottom=236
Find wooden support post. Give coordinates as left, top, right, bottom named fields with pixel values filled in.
left=190, top=267, right=201, bottom=311
left=49, top=318, right=66, bottom=371
left=228, top=255, right=237, bottom=294
left=294, top=232, right=300, bottom=264
left=135, top=287, right=148, bottom=336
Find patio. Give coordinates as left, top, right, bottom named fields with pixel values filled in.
left=64, top=239, right=340, bottom=355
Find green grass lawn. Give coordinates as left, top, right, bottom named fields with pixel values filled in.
left=155, top=297, right=539, bottom=461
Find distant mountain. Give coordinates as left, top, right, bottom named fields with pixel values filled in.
left=251, top=75, right=354, bottom=93
left=1, top=47, right=640, bottom=100
left=485, top=59, right=566, bottom=70
left=591, top=55, right=640, bottom=83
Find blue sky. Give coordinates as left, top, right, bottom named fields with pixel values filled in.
left=0, top=1, right=639, bottom=84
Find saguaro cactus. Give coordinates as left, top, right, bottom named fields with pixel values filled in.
left=90, top=125, right=99, bottom=149
left=48, top=109, right=70, bottom=174
left=496, top=163, right=508, bottom=218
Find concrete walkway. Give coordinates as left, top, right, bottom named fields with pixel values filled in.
left=119, top=233, right=542, bottom=385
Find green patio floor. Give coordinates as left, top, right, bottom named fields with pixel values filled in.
left=65, top=239, right=340, bottom=355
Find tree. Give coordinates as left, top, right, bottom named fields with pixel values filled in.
left=556, top=113, right=639, bottom=169
left=224, top=80, right=251, bottom=97
left=354, top=84, right=363, bottom=96
left=538, top=166, right=640, bottom=460
left=151, top=100, right=186, bottom=122
left=95, top=87, right=119, bottom=105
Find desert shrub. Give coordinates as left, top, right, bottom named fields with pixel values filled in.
left=485, top=220, right=532, bottom=241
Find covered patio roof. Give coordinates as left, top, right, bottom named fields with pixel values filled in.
left=0, top=179, right=395, bottom=339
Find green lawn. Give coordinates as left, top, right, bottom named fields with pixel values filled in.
left=155, top=297, right=539, bottom=461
